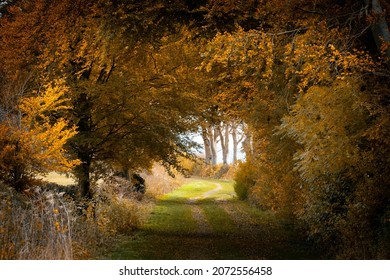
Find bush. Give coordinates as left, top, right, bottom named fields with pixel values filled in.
left=0, top=183, right=74, bottom=259
left=101, top=198, right=150, bottom=235
left=143, top=164, right=187, bottom=198
left=233, top=161, right=257, bottom=200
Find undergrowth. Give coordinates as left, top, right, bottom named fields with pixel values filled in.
left=0, top=164, right=183, bottom=259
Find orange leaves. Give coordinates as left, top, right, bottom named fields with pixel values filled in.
left=279, top=78, right=367, bottom=182
left=19, top=79, right=71, bottom=126
left=201, top=28, right=274, bottom=81
left=0, top=79, right=79, bottom=187
left=283, top=24, right=377, bottom=93
left=199, top=27, right=278, bottom=120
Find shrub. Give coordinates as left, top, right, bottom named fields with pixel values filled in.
left=0, top=183, right=74, bottom=259
left=143, top=164, right=187, bottom=198
left=233, top=161, right=257, bottom=200
left=101, top=198, right=150, bottom=235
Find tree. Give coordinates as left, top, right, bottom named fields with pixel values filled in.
left=216, top=122, right=229, bottom=165
left=198, top=0, right=390, bottom=257
left=363, top=0, right=390, bottom=63
left=0, top=79, right=78, bottom=190
left=64, top=29, right=204, bottom=197
left=230, top=121, right=245, bottom=163
left=200, top=124, right=218, bottom=165
left=0, top=0, right=208, bottom=197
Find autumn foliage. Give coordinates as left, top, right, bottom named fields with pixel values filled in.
left=0, top=79, right=78, bottom=189
left=199, top=1, right=390, bottom=258
left=0, top=0, right=389, bottom=259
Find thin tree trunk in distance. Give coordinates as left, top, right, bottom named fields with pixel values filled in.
left=201, top=126, right=212, bottom=165
left=209, top=125, right=217, bottom=165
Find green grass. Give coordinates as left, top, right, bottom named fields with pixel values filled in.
left=144, top=200, right=197, bottom=234
left=161, top=180, right=218, bottom=200
left=202, top=203, right=236, bottom=234
left=106, top=178, right=320, bottom=260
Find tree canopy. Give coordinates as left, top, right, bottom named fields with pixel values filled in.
left=0, top=0, right=389, bottom=258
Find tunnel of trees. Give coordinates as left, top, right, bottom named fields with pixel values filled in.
left=0, top=0, right=389, bottom=259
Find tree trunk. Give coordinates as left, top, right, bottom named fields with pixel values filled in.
left=217, top=122, right=230, bottom=165
left=231, top=122, right=246, bottom=163
left=208, top=125, right=218, bottom=165
left=364, top=0, right=390, bottom=63
left=223, top=123, right=229, bottom=165
left=201, top=127, right=212, bottom=165
left=77, top=153, right=92, bottom=199
left=73, top=91, right=94, bottom=199
left=231, top=124, right=238, bottom=163
left=121, top=167, right=130, bottom=180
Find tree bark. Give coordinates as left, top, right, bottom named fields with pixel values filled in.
left=223, top=123, right=229, bottom=164
left=364, top=0, right=390, bottom=63
left=231, top=124, right=238, bottom=163
left=73, top=92, right=94, bottom=199
left=231, top=122, right=246, bottom=163
left=217, top=122, right=230, bottom=165
left=201, top=126, right=212, bottom=165
left=77, top=153, right=92, bottom=199
left=208, top=125, right=218, bottom=165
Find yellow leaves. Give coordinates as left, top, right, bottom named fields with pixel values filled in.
left=18, top=78, right=78, bottom=171
left=283, top=25, right=377, bottom=93
left=19, top=79, right=71, bottom=127
left=19, top=119, right=79, bottom=172
left=279, top=78, right=367, bottom=182
left=241, top=81, right=255, bottom=89
left=201, top=28, right=274, bottom=80
left=0, top=78, right=79, bottom=181
left=54, top=221, right=61, bottom=232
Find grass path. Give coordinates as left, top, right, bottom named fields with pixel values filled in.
left=107, top=179, right=319, bottom=260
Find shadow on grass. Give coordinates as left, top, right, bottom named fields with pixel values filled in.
left=109, top=226, right=320, bottom=260
left=106, top=179, right=321, bottom=260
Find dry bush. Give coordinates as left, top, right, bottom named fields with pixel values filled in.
left=0, top=182, right=113, bottom=260
left=0, top=163, right=189, bottom=259
left=0, top=184, right=74, bottom=259
left=213, top=164, right=230, bottom=179
left=192, top=160, right=235, bottom=179
left=99, top=198, right=151, bottom=235
left=222, top=163, right=239, bottom=180
left=142, top=164, right=187, bottom=198
left=91, top=177, right=154, bottom=236
left=179, top=157, right=198, bottom=174
left=192, top=161, right=215, bottom=177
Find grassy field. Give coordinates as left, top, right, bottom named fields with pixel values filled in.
left=106, top=179, right=320, bottom=260
left=38, top=172, right=77, bottom=185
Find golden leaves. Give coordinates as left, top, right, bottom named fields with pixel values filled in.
left=283, top=24, right=377, bottom=93
left=19, top=79, right=71, bottom=127
left=0, top=78, right=79, bottom=182
left=279, top=78, right=366, bottom=181
left=201, top=28, right=274, bottom=81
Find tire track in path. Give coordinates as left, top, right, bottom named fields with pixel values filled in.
left=187, top=183, right=223, bottom=235
left=107, top=179, right=319, bottom=260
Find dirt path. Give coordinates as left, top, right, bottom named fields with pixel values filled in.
left=188, top=183, right=221, bottom=235
left=107, top=179, right=318, bottom=260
